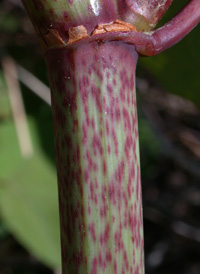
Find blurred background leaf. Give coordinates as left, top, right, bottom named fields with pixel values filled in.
left=0, top=153, right=61, bottom=268
left=0, top=75, right=61, bottom=269
left=138, top=0, right=200, bottom=106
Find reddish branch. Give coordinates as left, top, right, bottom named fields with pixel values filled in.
left=23, top=0, right=200, bottom=56
left=70, top=0, right=200, bottom=56
left=141, top=0, right=200, bottom=55
left=20, top=0, right=200, bottom=273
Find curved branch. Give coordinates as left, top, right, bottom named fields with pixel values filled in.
left=138, top=0, right=200, bottom=56
left=44, top=0, right=200, bottom=57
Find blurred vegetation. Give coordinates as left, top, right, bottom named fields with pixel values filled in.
left=0, top=0, right=200, bottom=273
left=139, top=0, right=200, bottom=106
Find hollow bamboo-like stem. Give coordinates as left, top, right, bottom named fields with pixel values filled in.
left=45, top=41, right=144, bottom=274
left=20, top=1, right=200, bottom=273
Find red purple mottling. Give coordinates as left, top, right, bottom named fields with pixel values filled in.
left=46, top=41, right=144, bottom=273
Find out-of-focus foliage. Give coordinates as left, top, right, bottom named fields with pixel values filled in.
left=139, top=0, right=200, bottom=106
left=0, top=1, right=61, bottom=268
left=0, top=77, right=61, bottom=268
left=0, top=153, right=61, bottom=268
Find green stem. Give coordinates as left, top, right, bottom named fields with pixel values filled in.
left=45, top=41, right=144, bottom=274
left=20, top=1, right=200, bottom=273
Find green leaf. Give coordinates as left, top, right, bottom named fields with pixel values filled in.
left=0, top=153, right=61, bottom=268
left=0, top=87, right=61, bottom=268
left=0, top=120, right=24, bottom=178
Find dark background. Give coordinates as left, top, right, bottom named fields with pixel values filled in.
left=0, top=0, right=200, bottom=273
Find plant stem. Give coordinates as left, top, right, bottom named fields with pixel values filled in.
left=74, top=0, right=200, bottom=56
left=20, top=1, right=200, bottom=273
left=45, top=41, right=144, bottom=274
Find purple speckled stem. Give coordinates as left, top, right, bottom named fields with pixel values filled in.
left=20, top=1, right=200, bottom=273
left=45, top=41, right=144, bottom=274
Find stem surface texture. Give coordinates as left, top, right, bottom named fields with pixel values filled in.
left=45, top=41, right=144, bottom=274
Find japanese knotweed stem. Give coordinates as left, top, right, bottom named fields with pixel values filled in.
left=45, top=41, right=144, bottom=274
left=20, top=1, right=200, bottom=273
